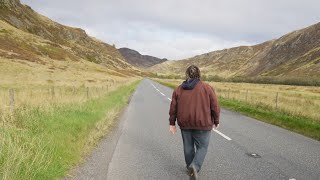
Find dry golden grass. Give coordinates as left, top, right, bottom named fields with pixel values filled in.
left=0, top=79, right=137, bottom=129
left=154, top=78, right=320, bottom=122
left=0, top=57, right=131, bottom=87
left=0, top=81, right=132, bottom=120
left=0, top=56, right=139, bottom=129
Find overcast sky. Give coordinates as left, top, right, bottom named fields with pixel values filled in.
left=21, top=0, right=320, bottom=60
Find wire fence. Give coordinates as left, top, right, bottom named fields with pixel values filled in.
left=0, top=79, right=134, bottom=116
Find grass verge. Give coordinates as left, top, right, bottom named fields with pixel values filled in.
left=154, top=79, right=320, bottom=141
left=0, top=80, right=140, bottom=180
left=156, top=80, right=177, bottom=89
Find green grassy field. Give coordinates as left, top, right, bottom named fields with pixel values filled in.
left=0, top=80, right=140, bottom=180
left=219, top=98, right=320, bottom=140
left=154, top=79, right=320, bottom=141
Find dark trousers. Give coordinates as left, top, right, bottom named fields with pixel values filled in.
left=181, top=129, right=211, bottom=172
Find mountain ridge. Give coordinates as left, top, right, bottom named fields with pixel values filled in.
left=0, top=0, right=140, bottom=73
left=118, top=47, right=167, bottom=68
left=151, top=22, right=320, bottom=79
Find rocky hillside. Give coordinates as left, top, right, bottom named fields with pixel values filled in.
left=118, top=48, right=167, bottom=68
left=151, top=22, right=320, bottom=79
left=0, top=0, right=141, bottom=77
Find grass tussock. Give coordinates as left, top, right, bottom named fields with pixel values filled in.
left=0, top=80, right=140, bottom=180
left=154, top=78, right=320, bottom=141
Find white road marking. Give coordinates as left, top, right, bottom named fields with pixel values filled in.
left=167, top=97, right=172, bottom=101
left=150, top=83, right=167, bottom=97
left=289, top=179, right=296, bottom=180
left=150, top=83, right=156, bottom=88
left=212, top=129, right=232, bottom=141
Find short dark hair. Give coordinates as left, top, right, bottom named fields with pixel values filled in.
left=185, top=65, right=201, bottom=79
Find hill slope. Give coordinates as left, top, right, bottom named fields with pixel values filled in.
left=151, top=22, right=320, bottom=79
left=0, top=0, right=142, bottom=86
left=118, top=47, right=167, bottom=68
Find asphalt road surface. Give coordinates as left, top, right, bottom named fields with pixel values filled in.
left=72, top=79, right=320, bottom=180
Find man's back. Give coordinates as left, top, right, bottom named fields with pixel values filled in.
left=169, top=80, right=220, bottom=130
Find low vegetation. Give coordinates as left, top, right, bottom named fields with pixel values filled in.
left=154, top=78, right=320, bottom=140
left=0, top=80, right=140, bottom=179
left=151, top=73, right=320, bottom=86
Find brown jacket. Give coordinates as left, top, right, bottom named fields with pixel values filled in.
left=169, top=80, right=220, bottom=130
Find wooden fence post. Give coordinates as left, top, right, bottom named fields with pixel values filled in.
left=51, top=87, right=55, bottom=99
left=275, top=92, right=279, bottom=109
left=86, top=87, right=89, bottom=99
left=246, top=90, right=248, bottom=102
left=9, top=89, right=15, bottom=112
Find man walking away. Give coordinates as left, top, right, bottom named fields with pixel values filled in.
left=168, top=65, right=220, bottom=180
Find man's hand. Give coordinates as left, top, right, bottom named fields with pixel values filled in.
left=169, top=125, right=177, bottom=134
left=213, top=124, right=219, bottom=129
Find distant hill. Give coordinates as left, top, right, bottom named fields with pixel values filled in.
left=0, top=0, right=142, bottom=83
left=118, top=48, right=167, bottom=68
left=151, top=22, right=320, bottom=80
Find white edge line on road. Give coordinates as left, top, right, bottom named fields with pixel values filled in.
left=150, top=83, right=156, bottom=88
left=212, top=129, right=232, bottom=141
left=150, top=82, right=231, bottom=141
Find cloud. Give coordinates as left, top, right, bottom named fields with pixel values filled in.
left=21, top=0, right=320, bottom=59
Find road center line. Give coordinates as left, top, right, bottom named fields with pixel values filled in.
left=212, top=129, right=232, bottom=141
left=167, top=97, right=172, bottom=101
left=160, top=92, right=166, bottom=96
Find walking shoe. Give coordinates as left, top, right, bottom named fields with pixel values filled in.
left=186, top=165, right=192, bottom=176
left=188, top=165, right=198, bottom=180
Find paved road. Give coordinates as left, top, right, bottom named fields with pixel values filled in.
left=72, top=79, right=320, bottom=180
